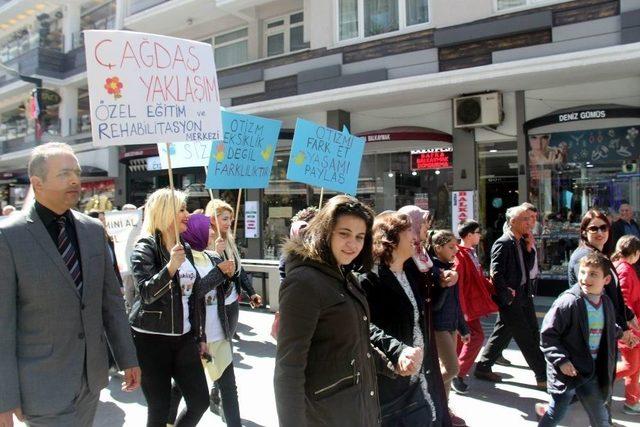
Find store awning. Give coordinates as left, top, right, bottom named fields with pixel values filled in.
left=230, top=43, right=640, bottom=117
left=356, top=126, right=452, bottom=154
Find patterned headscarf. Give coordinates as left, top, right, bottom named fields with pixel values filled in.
left=398, top=205, right=433, bottom=272
left=181, top=214, right=211, bottom=252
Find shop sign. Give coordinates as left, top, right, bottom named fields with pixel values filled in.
left=287, top=119, right=365, bottom=195
left=105, top=210, right=143, bottom=274
left=365, top=134, right=391, bottom=142
left=557, top=110, right=606, bottom=123
left=84, top=30, right=222, bottom=146
left=205, top=111, right=282, bottom=189
left=39, top=89, right=62, bottom=106
left=411, top=149, right=453, bottom=170
left=452, top=191, right=475, bottom=236
left=244, top=201, right=259, bottom=238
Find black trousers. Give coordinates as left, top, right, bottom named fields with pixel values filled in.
left=168, top=353, right=241, bottom=427
left=477, top=295, right=547, bottom=381
left=132, top=330, right=209, bottom=427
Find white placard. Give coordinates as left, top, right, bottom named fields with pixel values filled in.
left=84, top=30, right=222, bottom=146
left=452, top=190, right=475, bottom=237
left=245, top=201, right=259, bottom=238
left=158, top=141, right=212, bottom=169
left=105, top=210, right=143, bottom=274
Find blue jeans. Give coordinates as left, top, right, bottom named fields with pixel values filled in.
left=538, top=376, right=610, bottom=427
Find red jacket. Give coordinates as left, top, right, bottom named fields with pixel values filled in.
left=454, top=245, right=498, bottom=321
left=615, top=259, right=640, bottom=341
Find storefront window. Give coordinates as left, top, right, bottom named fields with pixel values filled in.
left=528, top=125, right=640, bottom=281
left=262, top=150, right=452, bottom=259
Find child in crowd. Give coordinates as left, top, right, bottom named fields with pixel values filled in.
left=536, top=252, right=621, bottom=426
left=452, top=220, right=498, bottom=394
left=613, top=235, right=640, bottom=415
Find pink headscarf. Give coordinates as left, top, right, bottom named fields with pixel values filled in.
left=398, top=205, right=433, bottom=272
left=289, top=220, right=308, bottom=238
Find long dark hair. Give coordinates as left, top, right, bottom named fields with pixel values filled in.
left=579, top=209, right=612, bottom=256
left=287, top=195, right=375, bottom=270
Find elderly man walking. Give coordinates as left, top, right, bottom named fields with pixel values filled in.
left=0, top=142, right=140, bottom=427
left=474, top=204, right=547, bottom=388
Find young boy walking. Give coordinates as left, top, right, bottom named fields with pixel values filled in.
left=536, top=252, right=621, bottom=426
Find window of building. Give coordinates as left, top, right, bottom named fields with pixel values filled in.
left=338, top=0, right=429, bottom=41
left=205, top=27, right=249, bottom=69
left=264, top=11, right=305, bottom=57
left=76, top=0, right=116, bottom=48
left=495, top=0, right=570, bottom=11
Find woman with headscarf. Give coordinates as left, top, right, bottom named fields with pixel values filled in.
left=397, top=205, right=455, bottom=427
left=167, top=214, right=242, bottom=426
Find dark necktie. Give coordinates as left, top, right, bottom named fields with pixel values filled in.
left=57, top=217, right=83, bottom=295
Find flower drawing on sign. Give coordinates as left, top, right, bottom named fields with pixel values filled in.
left=162, top=143, right=176, bottom=156
left=294, top=151, right=306, bottom=166
left=215, top=143, right=225, bottom=162
left=104, top=77, right=123, bottom=99
left=261, top=144, right=273, bottom=161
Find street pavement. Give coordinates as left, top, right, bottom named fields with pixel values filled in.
left=17, top=303, right=640, bottom=426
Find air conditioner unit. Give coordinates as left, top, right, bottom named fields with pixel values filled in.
left=453, top=92, right=503, bottom=128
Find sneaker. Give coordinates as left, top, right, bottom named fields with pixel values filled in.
left=623, top=402, right=640, bottom=415
left=449, top=409, right=467, bottom=427
left=495, top=355, right=512, bottom=366
left=474, top=368, right=502, bottom=382
left=451, top=377, right=469, bottom=395
left=534, top=403, right=547, bottom=420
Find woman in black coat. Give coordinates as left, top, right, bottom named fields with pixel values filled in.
left=360, top=212, right=437, bottom=426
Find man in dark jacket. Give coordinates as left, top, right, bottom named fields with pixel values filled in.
left=536, top=253, right=620, bottom=426
left=474, top=205, right=547, bottom=387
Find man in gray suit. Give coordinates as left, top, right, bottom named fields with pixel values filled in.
left=0, top=142, right=140, bottom=426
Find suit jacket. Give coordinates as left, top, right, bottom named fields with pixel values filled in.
left=0, top=204, right=138, bottom=415
left=612, top=218, right=640, bottom=244
left=490, top=232, right=534, bottom=308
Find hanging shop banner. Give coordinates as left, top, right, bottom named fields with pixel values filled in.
left=157, top=140, right=212, bottom=169
left=528, top=125, right=640, bottom=167
left=105, top=210, right=143, bottom=274
left=84, top=30, right=222, bottom=146
left=452, top=190, right=475, bottom=236
left=286, top=119, right=365, bottom=195
left=244, top=201, right=259, bottom=238
left=205, top=111, right=282, bottom=189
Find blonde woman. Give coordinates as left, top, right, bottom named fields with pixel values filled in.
left=130, top=189, right=233, bottom=427
left=205, top=199, right=262, bottom=415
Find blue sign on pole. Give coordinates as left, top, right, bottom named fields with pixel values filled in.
left=205, top=111, right=282, bottom=189
left=286, top=118, right=365, bottom=195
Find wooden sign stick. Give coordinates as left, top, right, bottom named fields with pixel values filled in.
left=165, top=143, right=180, bottom=245
left=318, top=187, right=325, bottom=209
left=233, top=188, right=242, bottom=237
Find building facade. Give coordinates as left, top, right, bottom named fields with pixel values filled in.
left=0, top=0, right=639, bottom=293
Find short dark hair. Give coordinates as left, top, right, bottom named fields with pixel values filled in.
left=372, top=213, right=411, bottom=265
left=579, top=252, right=611, bottom=277
left=458, top=220, right=480, bottom=239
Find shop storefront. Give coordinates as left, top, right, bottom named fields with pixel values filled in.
left=262, top=127, right=453, bottom=259
left=525, top=105, right=640, bottom=294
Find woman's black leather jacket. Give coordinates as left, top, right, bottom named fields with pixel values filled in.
left=129, top=230, right=228, bottom=338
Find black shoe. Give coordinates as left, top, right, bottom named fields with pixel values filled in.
left=495, top=355, right=512, bottom=366
left=474, top=367, right=503, bottom=382
left=209, top=387, right=221, bottom=415
left=233, top=332, right=240, bottom=340
left=451, top=376, right=469, bottom=394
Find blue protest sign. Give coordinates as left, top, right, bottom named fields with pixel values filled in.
left=205, top=111, right=282, bottom=189
left=286, top=118, right=365, bottom=195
